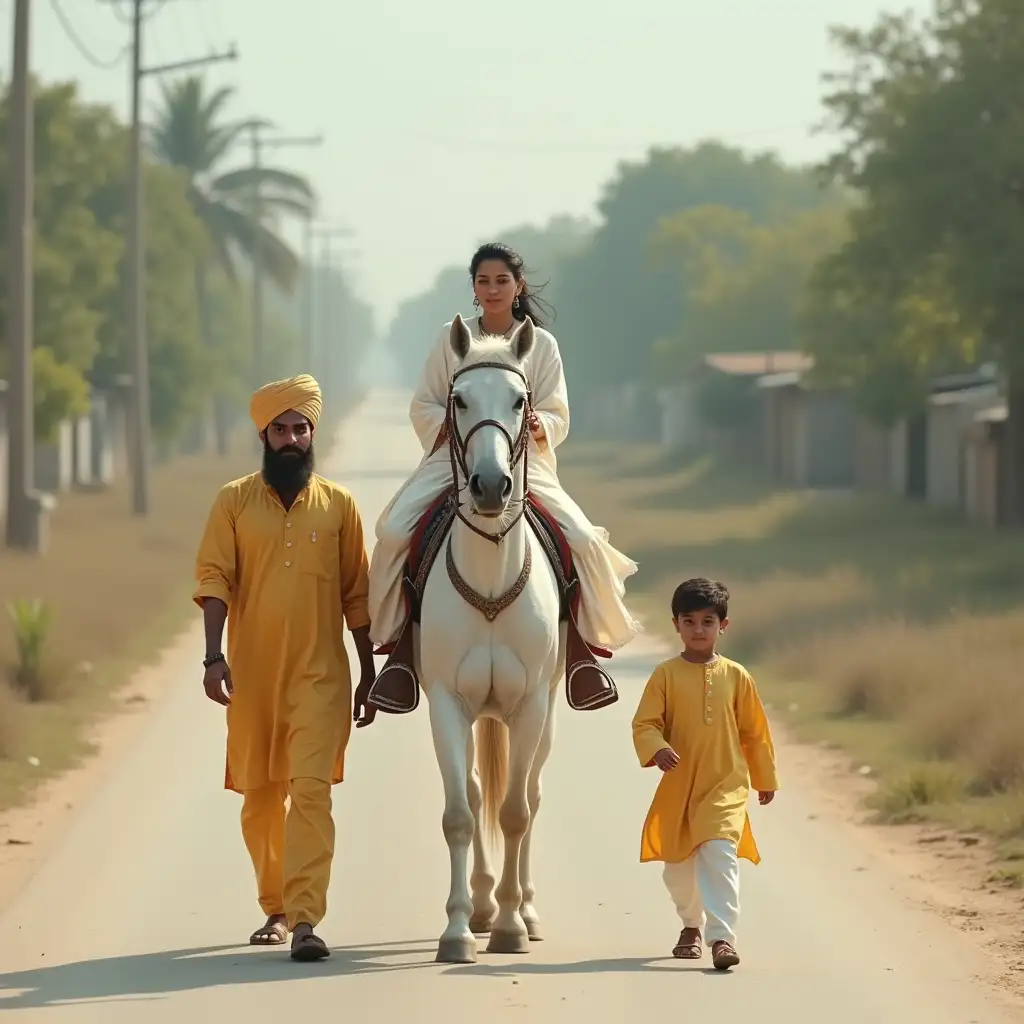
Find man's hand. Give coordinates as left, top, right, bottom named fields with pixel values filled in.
left=353, top=670, right=378, bottom=729
left=652, top=747, right=680, bottom=772
left=758, top=791, right=775, bottom=806
left=203, top=660, right=233, bottom=706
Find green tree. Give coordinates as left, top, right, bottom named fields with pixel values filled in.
left=649, top=203, right=849, bottom=373
left=812, top=0, right=1024, bottom=515
left=148, top=76, right=316, bottom=450
left=0, top=81, right=124, bottom=437
left=553, top=142, right=839, bottom=394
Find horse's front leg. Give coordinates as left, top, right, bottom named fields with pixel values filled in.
left=487, top=688, right=550, bottom=955
left=427, top=686, right=477, bottom=963
left=466, top=728, right=497, bottom=933
left=519, top=683, right=557, bottom=941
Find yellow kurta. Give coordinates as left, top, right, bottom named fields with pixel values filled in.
left=193, top=472, right=370, bottom=793
left=631, top=655, right=779, bottom=865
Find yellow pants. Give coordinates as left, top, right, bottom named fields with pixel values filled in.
left=240, top=777, right=334, bottom=930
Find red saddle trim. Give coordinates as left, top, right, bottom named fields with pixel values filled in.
left=373, top=488, right=455, bottom=656
left=409, top=488, right=455, bottom=582
left=525, top=495, right=613, bottom=659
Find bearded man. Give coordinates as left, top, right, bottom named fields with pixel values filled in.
left=193, top=374, right=375, bottom=961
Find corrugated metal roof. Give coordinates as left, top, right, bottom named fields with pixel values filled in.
left=703, top=352, right=814, bottom=376
left=756, top=370, right=804, bottom=390
left=929, top=382, right=999, bottom=407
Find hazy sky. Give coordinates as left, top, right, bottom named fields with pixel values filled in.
left=1, top=0, right=934, bottom=331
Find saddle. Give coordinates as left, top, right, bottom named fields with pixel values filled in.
left=374, top=486, right=612, bottom=660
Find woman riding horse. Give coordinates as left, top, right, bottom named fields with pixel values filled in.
left=366, top=242, right=641, bottom=714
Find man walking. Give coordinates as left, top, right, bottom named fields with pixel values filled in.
left=193, top=373, right=376, bottom=961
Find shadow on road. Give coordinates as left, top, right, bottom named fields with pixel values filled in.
left=0, top=939, right=439, bottom=1008
left=0, top=939, right=729, bottom=1007
left=440, top=956, right=724, bottom=978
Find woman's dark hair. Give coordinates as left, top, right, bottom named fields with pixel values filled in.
left=469, top=241, right=555, bottom=329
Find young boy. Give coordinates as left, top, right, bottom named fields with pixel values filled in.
left=631, top=577, right=778, bottom=971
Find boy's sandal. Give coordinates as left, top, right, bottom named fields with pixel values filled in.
left=711, top=940, right=740, bottom=970
left=672, top=927, right=702, bottom=959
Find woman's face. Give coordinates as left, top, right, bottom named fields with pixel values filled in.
left=473, top=259, right=521, bottom=317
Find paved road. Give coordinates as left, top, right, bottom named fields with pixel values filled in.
left=0, top=389, right=1018, bottom=1021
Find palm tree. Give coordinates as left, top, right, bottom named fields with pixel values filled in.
left=148, top=75, right=316, bottom=452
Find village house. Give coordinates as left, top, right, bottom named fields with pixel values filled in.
left=657, top=351, right=812, bottom=465
left=757, top=370, right=867, bottom=490
left=655, top=355, right=1010, bottom=528
left=962, top=400, right=1006, bottom=529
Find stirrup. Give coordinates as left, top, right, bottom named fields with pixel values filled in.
left=566, top=659, right=619, bottom=711
left=368, top=662, right=421, bottom=714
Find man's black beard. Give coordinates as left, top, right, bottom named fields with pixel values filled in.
left=262, top=440, right=315, bottom=494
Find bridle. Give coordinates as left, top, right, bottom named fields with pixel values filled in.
left=446, top=360, right=532, bottom=546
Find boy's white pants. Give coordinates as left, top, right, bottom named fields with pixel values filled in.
left=662, top=839, right=740, bottom=945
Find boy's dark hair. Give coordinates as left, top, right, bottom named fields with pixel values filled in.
left=671, top=578, right=729, bottom=620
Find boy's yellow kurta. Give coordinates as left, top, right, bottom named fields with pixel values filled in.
left=193, top=471, right=370, bottom=792
left=631, top=656, right=778, bottom=865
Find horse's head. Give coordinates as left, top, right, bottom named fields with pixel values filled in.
left=447, top=313, right=534, bottom=518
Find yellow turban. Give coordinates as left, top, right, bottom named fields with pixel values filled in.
left=249, top=374, right=323, bottom=432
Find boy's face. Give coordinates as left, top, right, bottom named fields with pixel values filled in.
left=673, top=606, right=727, bottom=654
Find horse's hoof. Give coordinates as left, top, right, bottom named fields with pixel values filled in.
left=525, top=920, right=543, bottom=941
left=436, top=936, right=477, bottom=964
left=469, top=917, right=494, bottom=935
left=486, top=929, right=531, bottom=955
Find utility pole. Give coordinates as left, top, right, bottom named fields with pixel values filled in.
left=245, top=125, right=322, bottom=389
left=312, top=226, right=354, bottom=403
left=122, top=0, right=236, bottom=515
left=301, top=212, right=314, bottom=370
left=4, top=0, right=48, bottom=552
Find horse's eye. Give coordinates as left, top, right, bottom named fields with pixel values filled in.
left=514, top=397, right=525, bottom=410
left=453, top=395, right=467, bottom=411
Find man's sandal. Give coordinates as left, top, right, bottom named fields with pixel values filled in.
left=672, top=927, right=702, bottom=959
left=291, top=931, right=331, bottom=962
left=249, top=918, right=288, bottom=945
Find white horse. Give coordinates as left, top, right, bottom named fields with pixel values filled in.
left=417, top=315, right=564, bottom=964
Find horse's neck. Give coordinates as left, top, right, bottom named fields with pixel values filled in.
left=450, top=507, right=528, bottom=599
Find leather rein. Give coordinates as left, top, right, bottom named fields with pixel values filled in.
left=446, top=359, right=532, bottom=547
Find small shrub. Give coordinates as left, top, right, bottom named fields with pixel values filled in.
left=1000, top=838, right=1024, bottom=861
left=867, top=763, right=967, bottom=823
left=986, top=866, right=1024, bottom=889
left=7, top=598, right=61, bottom=702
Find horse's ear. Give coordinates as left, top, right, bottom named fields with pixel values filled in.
left=510, top=316, right=535, bottom=361
left=449, top=315, right=472, bottom=360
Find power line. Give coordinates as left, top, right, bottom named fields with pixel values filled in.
left=107, top=0, right=171, bottom=26
left=51, top=0, right=128, bottom=68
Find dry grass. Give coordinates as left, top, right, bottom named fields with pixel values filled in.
left=0, top=449, right=254, bottom=810
left=559, top=440, right=1024, bottom=883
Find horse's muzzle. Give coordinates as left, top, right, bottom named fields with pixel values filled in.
left=469, top=471, right=513, bottom=516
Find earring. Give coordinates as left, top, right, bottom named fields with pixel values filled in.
left=473, top=296, right=480, bottom=308
left=513, top=295, right=520, bottom=309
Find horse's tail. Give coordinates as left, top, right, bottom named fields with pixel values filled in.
left=475, top=717, right=508, bottom=847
